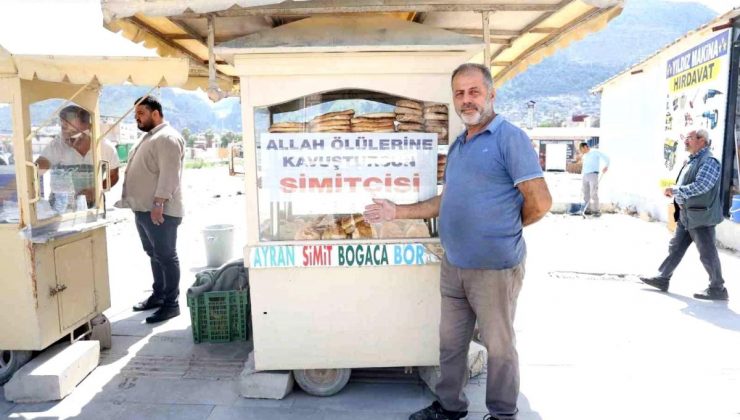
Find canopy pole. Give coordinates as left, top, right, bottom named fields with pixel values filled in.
left=207, top=14, right=217, bottom=92
left=24, top=79, right=94, bottom=143
left=482, top=12, right=491, bottom=70
left=94, top=81, right=162, bottom=145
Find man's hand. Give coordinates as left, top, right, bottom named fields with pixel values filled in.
left=364, top=198, right=397, bottom=223
left=602, top=167, right=609, bottom=174
left=151, top=205, right=165, bottom=225
left=664, top=187, right=674, bottom=198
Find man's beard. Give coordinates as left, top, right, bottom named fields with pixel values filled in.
left=458, top=102, right=493, bottom=126
left=137, top=121, right=154, bottom=132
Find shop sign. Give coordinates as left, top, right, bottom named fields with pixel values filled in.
left=662, top=29, right=730, bottom=186
left=249, top=243, right=440, bottom=269
left=259, top=133, right=438, bottom=214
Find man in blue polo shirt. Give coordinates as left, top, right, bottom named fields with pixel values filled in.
left=365, top=63, right=551, bottom=420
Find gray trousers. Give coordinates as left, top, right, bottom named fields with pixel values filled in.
left=435, top=256, right=525, bottom=419
left=658, top=220, right=725, bottom=289
left=582, top=172, right=600, bottom=212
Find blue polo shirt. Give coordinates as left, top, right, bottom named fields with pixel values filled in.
left=439, top=115, right=543, bottom=269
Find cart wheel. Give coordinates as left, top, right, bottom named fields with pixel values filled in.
left=0, top=350, right=32, bottom=385
left=293, top=368, right=351, bottom=397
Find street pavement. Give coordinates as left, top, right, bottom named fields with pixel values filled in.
left=2, top=168, right=739, bottom=420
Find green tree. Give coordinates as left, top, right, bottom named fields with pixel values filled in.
left=219, top=132, right=242, bottom=148
left=204, top=129, right=215, bottom=149
left=182, top=127, right=195, bottom=148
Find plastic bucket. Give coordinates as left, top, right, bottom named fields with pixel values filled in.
left=731, top=195, right=740, bottom=223
left=202, top=224, right=234, bottom=267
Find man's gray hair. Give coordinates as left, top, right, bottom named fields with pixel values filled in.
left=695, top=128, right=711, bottom=145
left=451, top=63, right=494, bottom=92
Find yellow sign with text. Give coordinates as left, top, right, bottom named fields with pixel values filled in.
left=669, top=58, right=721, bottom=93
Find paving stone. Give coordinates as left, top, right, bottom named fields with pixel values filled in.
left=239, top=353, right=294, bottom=400
left=0, top=386, right=14, bottom=415
left=207, top=406, right=325, bottom=420
left=291, top=381, right=427, bottom=413
left=4, top=341, right=99, bottom=403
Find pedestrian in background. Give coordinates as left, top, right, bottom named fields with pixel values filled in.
left=579, top=142, right=609, bottom=217
left=641, top=129, right=728, bottom=300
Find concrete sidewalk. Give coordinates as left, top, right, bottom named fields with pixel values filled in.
left=2, top=169, right=739, bottom=420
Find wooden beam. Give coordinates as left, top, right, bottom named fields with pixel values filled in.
left=128, top=16, right=207, bottom=64
left=494, top=5, right=614, bottom=83
left=529, top=27, right=558, bottom=33
left=450, top=28, right=520, bottom=37
left=488, top=0, right=569, bottom=66
left=172, top=2, right=561, bottom=18
left=491, top=61, right=512, bottom=67
left=127, top=17, right=231, bottom=74
left=482, top=12, right=491, bottom=69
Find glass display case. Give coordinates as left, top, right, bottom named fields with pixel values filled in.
left=0, top=105, right=17, bottom=224
left=253, top=89, right=448, bottom=242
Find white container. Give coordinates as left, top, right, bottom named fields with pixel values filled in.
left=202, top=224, right=235, bottom=267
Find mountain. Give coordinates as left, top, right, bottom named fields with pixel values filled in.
left=0, top=0, right=721, bottom=134
left=496, top=0, right=719, bottom=124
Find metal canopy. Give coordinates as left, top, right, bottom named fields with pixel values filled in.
left=101, top=0, right=624, bottom=91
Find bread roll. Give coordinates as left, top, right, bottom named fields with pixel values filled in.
left=311, top=114, right=352, bottom=123
left=351, top=117, right=395, bottom=124
left=405, top=222, right=431, bottom=238
left=310, top=125, right=351, bottom=131
left=396, top=99, right=423, bottom=110
left=312, top=110, right=355, bottom=120
left=423, top=113, right=448, bottom=121
left=352, top=121, right=395, bottom=129
left=269, top=128, right=305, bottom=133
left=310, top=120, right=351, bottom=127
left=397, top=123, right=424, bottom=131
left=295, top=226, right=321, bottom=240
left=352, top=221, right=375, bottom=239
left=352, top=128, right=395, bottom=133
left=313, top=128, right=351, bottom=133
left=355, top=112, right=396, bottom=119
left=396, top=114, right=424, bottom=124
left=394, top=106, right=423, bottom=116
left=423, top=105, right=448, bottom=114
left=271, top=122, right=305, bottom=128
left=424, top=126, right=448, bottom=136
left=321, top=224, right=348, bottom=240
left=378, top=222, right=404, bottom=239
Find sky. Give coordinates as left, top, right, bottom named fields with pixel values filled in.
left=0, top=0, right=736, bottom=55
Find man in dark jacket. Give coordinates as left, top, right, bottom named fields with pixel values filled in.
left=641, top=129, right=728, bottom=300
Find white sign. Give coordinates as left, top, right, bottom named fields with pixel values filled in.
left=259, top=132, right=438, bottom=214
left=249, top=243, right=440, bottom=269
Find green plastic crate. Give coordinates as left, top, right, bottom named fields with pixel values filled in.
left=187, top=289, right=250, bottom=343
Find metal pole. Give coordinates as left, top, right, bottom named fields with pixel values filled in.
left=207, top=15, right=217, bottom=92
left=482, top=12, right=491, bottom=69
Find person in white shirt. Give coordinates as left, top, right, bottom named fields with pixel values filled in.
left=37, top=105, right=120, bottom=209
left=579, top=142, right=610, bottom=217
